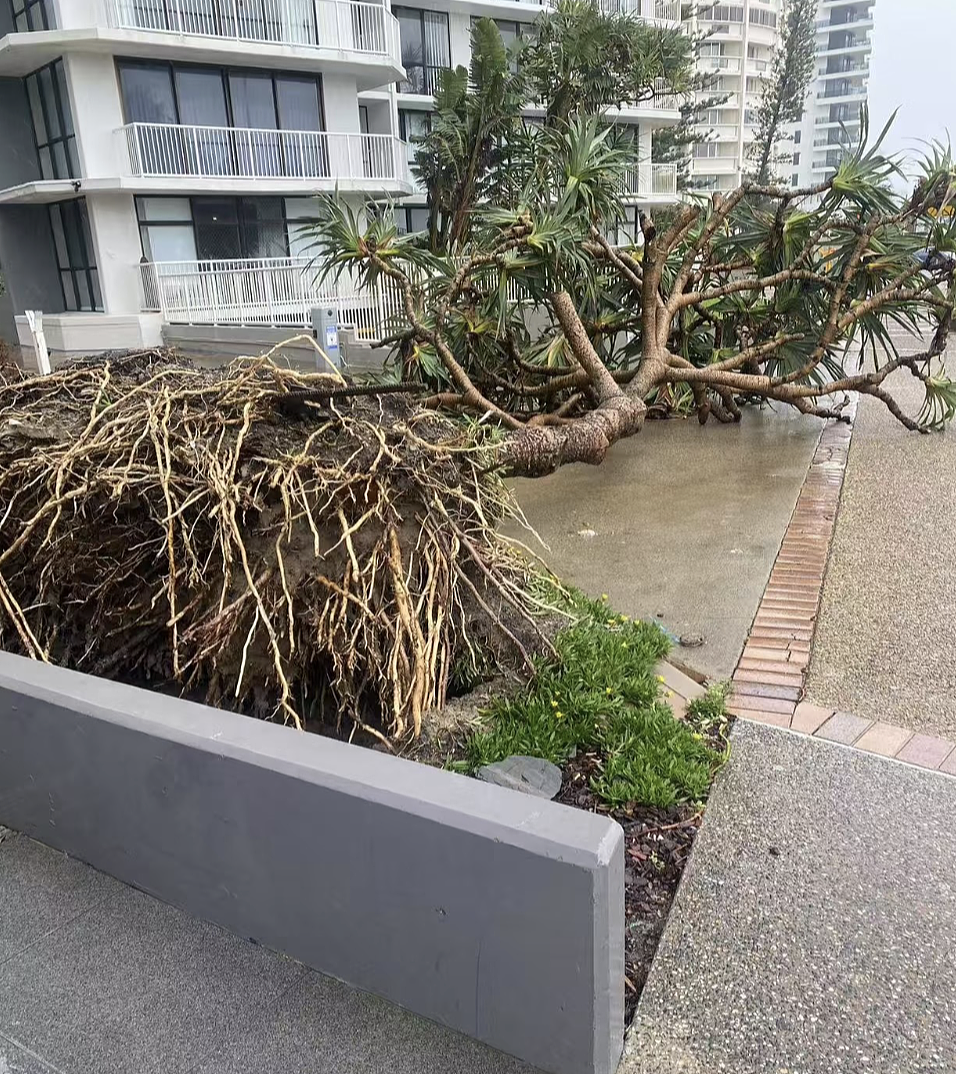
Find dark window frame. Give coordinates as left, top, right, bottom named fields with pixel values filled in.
left=394, top=6, right=451, bottom=95
left=25, top=58, right=78, bottom=180
left=116, top=58, right=326, bottom=133
left=135, top=194, right=323, bottom=262
left=9, top=0, right=52, bottom=31
left=49, top=199, right=101, bottom=312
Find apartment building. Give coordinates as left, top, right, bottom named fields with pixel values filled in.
left=0, top=0, right=681, bottom=359
left=387, top=0, right=683, bottom=245
left=687, top=0, right=784, bottom=193
left=788, top=0, right=874, bottom=188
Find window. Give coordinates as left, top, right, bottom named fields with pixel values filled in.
left=25, top=59, right=78, bottom=180
left=793, top=129, right=801, bottom=145
left=118, top=60, right=325, bottom=178
left=118, top=60, right=324, bottom=132
left=394, top=7, right=450, bottom=95
left=695, top=142, right=718, bottom=158
left=471, top=17, right=530, bottom=72
left=399, top=108, right=431, bottom=165
left=748, top=6, right=777, bottom=27
left=9, top=0, right=53, bottom=30
left=136, top=197, right=198, bottom=263
left=792, top=151, right=800, bottom=165
left=791, top=173, right=799, bottom=187
left=136, top=196, right=319, bottom=262
left=700, top=6, right=743, bottom=22
left=699, top=42, right=723, bottom=57
left=395, top=206, right=430, bottom=235
left=49, top=200, right=101, bottom=312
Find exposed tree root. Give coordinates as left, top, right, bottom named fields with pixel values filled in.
left=0, top=351, right=546, bottom=739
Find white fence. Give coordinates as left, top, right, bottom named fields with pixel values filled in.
left=140, top=258, right=409, bottom=336
left=622, top=163, right=677, bottom=197
left=105, top=0, right=401, bottom=58
left=117, top=124, right=408, bottom=184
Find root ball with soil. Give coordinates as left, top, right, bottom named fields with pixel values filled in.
left=0, top=351, right=548, bottom=740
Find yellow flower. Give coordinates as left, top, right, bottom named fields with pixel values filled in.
left=601, top=593, right=608, bottom=601
left=555, top=710, right=564, bottom=720
left=665, top=690, right=673, bottom=699
left=657, top=674, right=666, bottom=683
left=606, top=687, right=613, bottom=696
left=550, top=699, right=558, bottom=708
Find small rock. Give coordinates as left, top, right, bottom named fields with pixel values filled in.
left=679, top=633, right=705, bottom=648
left=577, top=528, right=598, bottom=538
left=477, top=755, right=563, bottom=799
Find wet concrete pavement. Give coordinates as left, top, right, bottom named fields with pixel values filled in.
left=512, top=406, right=822, bottom=681
left=623, top=720, right=956, bottom=1074
left=806, top=334, right=956, bottom=735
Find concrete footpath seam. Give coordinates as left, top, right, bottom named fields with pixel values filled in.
left=729, top=404, right=956, bottom=776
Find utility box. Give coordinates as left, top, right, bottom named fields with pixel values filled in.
left=310, top=306, right=341, bottom=369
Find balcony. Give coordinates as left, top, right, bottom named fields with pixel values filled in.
left=621, top=162, right=677, bottom=200
left=104, top=0, right=402, bottom=68
left=699, top=56, right=742, bottom=73
left=817, top=84, right=867, bottom=100
left=140, top=257, right=389, bottom=330
left=117, top=124, right=411, bottom=194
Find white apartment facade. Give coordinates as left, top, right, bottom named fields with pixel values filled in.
left=788, top=0, right=874, bottom=188
left=687, top=0, right=783, bottom=193
left=0, top=0, right=682, bottom=358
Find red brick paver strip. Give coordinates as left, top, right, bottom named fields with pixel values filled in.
left=854, top=723, right=913, bottom=758
left=895, top=734, right=956, bottom=770
left=791, top=702, right=835, bottom=735
left=722, top=402, right=956, bottom=777
left=816, top=711, right=873, bottom=745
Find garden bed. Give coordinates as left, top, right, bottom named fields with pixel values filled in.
left=416, top=589, right=732, bottom=1030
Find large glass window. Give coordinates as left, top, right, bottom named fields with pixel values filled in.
left=118, top=61, right=325, bottom=178
left=49, top=199, right=101, bottom=312
left=394, top=7, right=450, bottom=95
left=25, top=59, right=77, bottom=180
left=136, top=196, right=319, bottom=262
left=9, top=0, right=53, bottom=31
left=399, top=108, right=431, bottom=166
left=470, top=17, right=530, bottom=73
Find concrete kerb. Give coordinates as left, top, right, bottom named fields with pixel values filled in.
left=0, top=650, right=624, bottom=1074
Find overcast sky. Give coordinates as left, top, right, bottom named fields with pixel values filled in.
left=866, top=0, right=954, bottom=181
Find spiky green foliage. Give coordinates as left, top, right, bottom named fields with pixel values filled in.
left=463, top=597, right=729, bottom=808
left=520, top=0, right=691, bottom=128
left=308, top=115, right=956, bottom=472
left=749, top=0, right=818, bottom=185
left=412, top=18, right=527, bottom=251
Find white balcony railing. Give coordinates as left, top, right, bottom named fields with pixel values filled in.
left=106, top=0, right=401, bottom=59
left=699, top=56, right=742, bottom=73
left=622, top=163, right=677, bottom=198
left=140, top=257, right=396, bottom=333
left=117, top=123, right=409, bottom=184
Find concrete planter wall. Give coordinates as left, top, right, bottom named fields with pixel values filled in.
left=0, top=651, right=624, bottom=1074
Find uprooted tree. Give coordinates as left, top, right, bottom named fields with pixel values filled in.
left=311, top=109, right=956, bottom=477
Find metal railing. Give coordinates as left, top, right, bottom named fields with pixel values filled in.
left=140, top=257, right=392, bottom=332
left=621, top=163, right=677, bottom=197
left=818, top=85, right=867, bottom=100
left=106, top=0, right=400, bottom=58
left=699, top=55, right=741, bottom=73
left=118, top=123, right=408, bottom=183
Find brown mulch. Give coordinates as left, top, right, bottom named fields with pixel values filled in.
left=556, top=751, right=702, bottom=1027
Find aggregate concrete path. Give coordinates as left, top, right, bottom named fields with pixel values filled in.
left=512, top=408, right=821, bottom=680
left=622, top=720, right=956, bottom=1074
left=0, top=828, right=534, bottom=1074
left=806, top=334, right=956, bottom=736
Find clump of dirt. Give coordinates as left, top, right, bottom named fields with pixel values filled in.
left=0, top=349, right=549, bottom=739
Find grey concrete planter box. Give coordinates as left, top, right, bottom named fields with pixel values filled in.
left=0, top=651, right=624, bottom=1074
